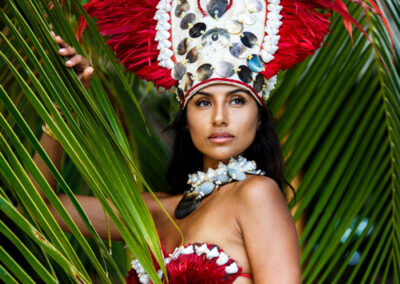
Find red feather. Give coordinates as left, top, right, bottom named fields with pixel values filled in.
left=78, top=0, right=176, bottom=89
left=262, top=0, right=331, bottom=79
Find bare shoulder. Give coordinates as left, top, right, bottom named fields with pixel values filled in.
left=234, top=175, right=295, bottom=237
left=235, top=176, right=301, bottom=283
left=235, top=175, right=287, bottom=210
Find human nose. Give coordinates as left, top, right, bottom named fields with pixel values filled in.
left=212, top=102, right=228, bottom=127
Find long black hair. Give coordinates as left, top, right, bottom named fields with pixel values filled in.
left=164, top=103, right=294, bottom=196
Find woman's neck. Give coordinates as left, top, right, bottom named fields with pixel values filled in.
left=202, top=155, right=234, bottom=171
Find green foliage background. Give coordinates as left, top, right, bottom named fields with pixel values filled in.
left=0, top=0, right=399, bottom=283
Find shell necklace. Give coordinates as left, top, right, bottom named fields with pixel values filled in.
left=175, top=155, right=265, bottom=218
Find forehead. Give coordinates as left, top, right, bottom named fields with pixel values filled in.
left=195, top=83, right=250, bottom=95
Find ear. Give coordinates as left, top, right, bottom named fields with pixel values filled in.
left=257, top=120, right=261, bottom=129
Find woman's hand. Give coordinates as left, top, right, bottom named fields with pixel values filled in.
left=51, top=31, right=94, bottom=90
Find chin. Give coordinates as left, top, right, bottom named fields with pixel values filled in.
left=203, top=148, right=243, bottom=162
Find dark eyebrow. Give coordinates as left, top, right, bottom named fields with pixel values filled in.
left=195, top=88, right=252, bottom=97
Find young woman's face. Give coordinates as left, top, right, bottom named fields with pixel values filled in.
left=186, top=84, right=259, bottom=164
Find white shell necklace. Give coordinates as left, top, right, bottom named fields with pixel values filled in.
left=175, top=155, right=265, bottom=218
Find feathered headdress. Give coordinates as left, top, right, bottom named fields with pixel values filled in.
left=78, top=0, right=390, bottom=108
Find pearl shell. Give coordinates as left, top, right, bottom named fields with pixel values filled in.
left=229, top=42, right=247, bottom=58
left=175, top=191, right=201, bottom=218
left=196, top=64, right=214, bottom=81
left=189, top=22, right=207, bottom=38
left=186, top=46, right=201, bottom=63
left=201, top=28, right=230, bottom=51
left=183, top=72, right=193, bottom=91
left=245, top=0, right=263, bottom=13
left=180, top=13, right=196, bottom=29
left=177, top=38, right=189, bottom=55
left=215, top=61, right=235, bottom=78
left=237, top=65, right=253, bottom=83
left=175, top=0, right=190, bottom=17
left=253, top=73, right=265, bottom=92
left=241, top=32, right=258, bottom=48
left=198, top=181, right=215, bottom=196
left=207, top=0, right=229, bottom=18
left=237, top=13, right=256, bottom=25
left=247, top=54, right=264, bottom=72
left=172, top=62, right=186, bottom=80
left=177, top=87, right=184, bottom=100
left=224, top=20, right=244, bottom=35
left=227, top=168, right=246, bottom=180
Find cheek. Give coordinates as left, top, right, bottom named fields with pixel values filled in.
left=233, top=110, right=259, bottom=144
left=186, top=110, right=206, bottom=144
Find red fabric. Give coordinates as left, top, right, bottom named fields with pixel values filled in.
left=240, top=273, right=253, bottom=278
left=126, top=243, right=246, bottom=284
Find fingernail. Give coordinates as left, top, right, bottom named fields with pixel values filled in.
left=59, top=48, right=66, bottom=54
left=65, top=60, right=72, bottom=66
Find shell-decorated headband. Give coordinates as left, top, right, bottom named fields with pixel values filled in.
left=81, top=0, right=371, bottom=108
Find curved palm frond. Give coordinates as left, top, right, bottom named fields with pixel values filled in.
left=0, top=0, right=398, bottom=283
left=270, top=2, right=400, bottom=282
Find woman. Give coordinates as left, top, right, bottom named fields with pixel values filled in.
left=38, top=0, right=376, bottom=282
left=40, top=29, right=300, bottom=282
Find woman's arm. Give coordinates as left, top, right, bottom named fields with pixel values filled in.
left=237, top=176, right=301, bottom=283
left=28, top=32, right=168, bottom=241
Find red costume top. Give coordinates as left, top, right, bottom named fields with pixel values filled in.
left=126, top=243, right=252, bottom=283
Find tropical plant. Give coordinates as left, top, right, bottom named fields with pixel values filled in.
left=0, top=0, right=399, bottom=283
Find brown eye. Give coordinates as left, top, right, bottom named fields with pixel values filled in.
left=195, top=98, right=211, bottom=107
left=230, top=96, right=246, bottom=105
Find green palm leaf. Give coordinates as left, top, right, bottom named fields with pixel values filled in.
left=268, top=2, right=400, bottom=282
left=0, top=0, right=398, bottom=283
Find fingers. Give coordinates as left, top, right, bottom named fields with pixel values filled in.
left=50, top=30, right=69, bottom=49
left=58, top=46, right=76, bottom=57
left=65, top=54, right=85, bottom=68
left=79, top=67, right=94, bottom=90
left=50, top=30, right=93, bottom=90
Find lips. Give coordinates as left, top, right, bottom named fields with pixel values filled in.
left=208, top=131, right=234, bottom=143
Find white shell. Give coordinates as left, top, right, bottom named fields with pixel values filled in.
left=196, top=243, right=209, bottom=255
left=139, top=274, right=150, bottom=284
left=171, top=246, right=182, bottom=259
left=225, top=262, right=239, bottom=274
left=157, top=39, right=172, bottom=50
left=155, top=30, right=171, bottom=41
left=160, top=48, right=174, bottom=57
left=161, top=58, right=175, bottom=69
left=206, top=247, right=220, bottom=259
left=181, top=245, right=195, bottom=255
left=268, top=3, right=282, bottom=12
left=269, top=0, right=280, bottom=4
left=264, top=35, right=280, bottom=45
left=265, top=27, right=279, bottom=35
left=260, top=49, right=274, bottom=63
left=154, top=10, right=170, bottom=21
left=216, top=252, right=229, bottom=265
left=131, top=259, right=145, bottom=274
left=156, top=21, right=171, bottom=31
left=237, top=12, right=256, bottom=25
left=262, top=44, right=278, bottom=54
left=206, top=168, right=216, bottom=179
left=267, top=11, right=282, bottom=21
